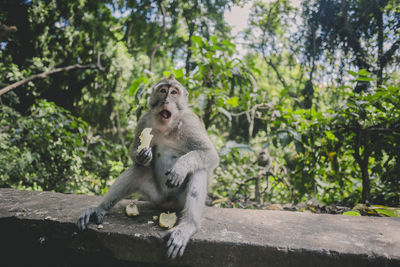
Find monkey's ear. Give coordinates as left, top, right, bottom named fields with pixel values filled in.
left=168, top=74, right=175, bottom=80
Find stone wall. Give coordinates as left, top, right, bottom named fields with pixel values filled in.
left=0, top=188, right=399, bottom=266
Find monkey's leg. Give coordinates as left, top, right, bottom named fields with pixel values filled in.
left=77, top=165, right=153, bottom=230
left=164, top=169, right=208, bottom=259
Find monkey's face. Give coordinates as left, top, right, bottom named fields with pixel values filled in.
left=257, top=149, right=271, bottom=166
left=150, top=84, right=187, bottom=124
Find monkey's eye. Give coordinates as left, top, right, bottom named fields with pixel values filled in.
left=160, top=88, right=167, bottom=93
left=171, top=90, right=178, bottom=95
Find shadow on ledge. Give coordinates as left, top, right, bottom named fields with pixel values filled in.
left=0, top=188, right=399, bottom=267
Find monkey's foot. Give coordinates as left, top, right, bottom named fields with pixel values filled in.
left=163, top=223, right=195, bottom=259
left=77, top=206, right=106, bottom=231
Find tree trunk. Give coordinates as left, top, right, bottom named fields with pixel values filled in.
left=203, top=96, right=213, bottom=129
left=360, top=161, right=371, bottom=203
left=255, top=177, right=262, bottom=204
left=354, top=131, right=372, bottom=203
left=185, top=31, right=193, bottom=74
left=149, top=0, right=166, bottom=72
left=376, top=3, right=384, bottom=86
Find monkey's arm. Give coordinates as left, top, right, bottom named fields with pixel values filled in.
left=166, top=113, right=219, bottom=187
left=182, top=113, right=219, bottom=170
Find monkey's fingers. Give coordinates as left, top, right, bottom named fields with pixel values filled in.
left=165, top=171, right=183, bottom=188
left=165, top=170, right=175, bottom=187
left=164, top=228, right=188, bottom=259
left=77, top=216, right=85, bottom=231
left=84, top=209, right=94, bottom=227
left=138, top=147, right=151, bottom=156
left=95, top=210, right=105, bottom=224
left=77, top=207, right=100, bottom=231
left=167, top=238, right=186, bottom=259
left=179, top=243, right=187, bottom=257
left=166, top=236, right=181, bottom=259
left=167, top=242, right=180, bottom=259
left=165, top=171, right=172, bottom=187
left=137, top=148, right=152, bottom=165
left=77, top=211, right=90, bottom=231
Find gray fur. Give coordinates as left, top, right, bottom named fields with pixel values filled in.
left=77, top=77, right=219, bottom=259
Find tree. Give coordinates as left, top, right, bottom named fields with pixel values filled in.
left=301, top=0, right=400, bottom=90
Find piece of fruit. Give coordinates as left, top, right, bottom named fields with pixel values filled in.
left=159, top=212, right=177, bottom=229
left=137, top=128, right=153, bottom=152
left=125, top=202, right=139, bottom=216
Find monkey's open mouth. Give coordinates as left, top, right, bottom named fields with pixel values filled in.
left=160, top=110, right=171, bottom=119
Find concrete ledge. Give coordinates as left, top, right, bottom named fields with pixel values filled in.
left=0, top=188, right=399, bottom=266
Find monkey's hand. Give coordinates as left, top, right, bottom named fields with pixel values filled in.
left=163, top=223, right=195, bottom=259
left=76, top=206, right=106, bottom=231
left=165, top=162, right=187, bottom=188
left=135, top=147, right=152, bottom=166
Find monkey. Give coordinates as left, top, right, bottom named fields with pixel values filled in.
left=253, top=148, right=273, bottom=203
left=257, top=148, right=272, bottom=170
left=77, top=75, right=219, bottom=259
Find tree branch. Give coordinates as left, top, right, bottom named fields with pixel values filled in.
left=149, top=0, right=166, bottom=71
left=340, top=0, right=372, bottom=70
left=260, top=3, right=288, bottom=89
left=0, top=63, right=101, bottom=97
left=262, top=54, right=288, bottom=88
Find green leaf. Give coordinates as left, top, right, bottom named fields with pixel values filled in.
left=343, top=211, right=361, bottom=216
left=375, top=209, right=397, bottom=217
left=357, top=69, right=371, bottom=76
left=356, top=76, right=374, bottom=82
left=221, top=40, right=235, bottom=49
left=325, top=131, right=336, bottom=141
left=129, top=77, right=143, bottom=96
left=191, top=36, right=202, bottom=47
left=173, top=69, right=184, bottom=79
left=347, top=70, right=358, bottom=77
left=371, top=206, right=400, bottom=217
left=226, top=97, right=239, bottom=107
left=71, top=121, right=77, bottom=129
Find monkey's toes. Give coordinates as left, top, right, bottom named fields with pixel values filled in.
left=77, top=208, right=92, bottom=231
left=165, top=228, right=188, bottom=259
left=76, top=207, right=106, bottom=231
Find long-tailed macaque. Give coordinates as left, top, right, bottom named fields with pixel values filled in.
left=77, top=75, right=219, bottom=259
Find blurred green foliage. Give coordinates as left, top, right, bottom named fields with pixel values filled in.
left=1, top=0, right=399, bottom=209
left=0, top=100, right=127, bottom=194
